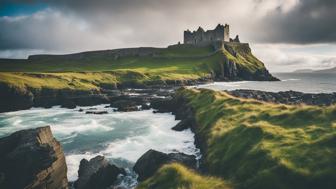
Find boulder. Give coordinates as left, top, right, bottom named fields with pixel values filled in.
left=133, top=149, right=196, bottom=181
left=116, top=105, right=139, bottom=112
left=0, top=126, right=68, bottom=189
left=74, top=155, right=126, bottom=189
left=110, top=99, right=140, bottom=112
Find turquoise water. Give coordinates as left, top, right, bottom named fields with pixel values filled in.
left=198, top=73, right=336, bottom=93
left=0, top=105, right=199, bottom=187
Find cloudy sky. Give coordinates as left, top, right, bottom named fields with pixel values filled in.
left=0, top=0, right=335, bottom=72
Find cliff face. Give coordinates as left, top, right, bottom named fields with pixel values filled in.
left=0, top=126, right=68, bottom=189
left=211, top=43, right=278, bottom=81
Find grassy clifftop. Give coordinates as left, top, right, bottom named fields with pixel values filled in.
left=0, top=43, right=276, bottom=91
left=168, top=88, right=336, bottom=189
left=137, top=163, right=232, bottom=189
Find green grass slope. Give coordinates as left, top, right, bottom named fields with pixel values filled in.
left=0, top=43, right=276, bottom=91
left=136, top=163, right=232, bottom=189
left=174, top=88, right=336, bottom=189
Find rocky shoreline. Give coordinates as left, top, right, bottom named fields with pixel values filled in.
left=227, top=89, right=336, bottom=106
left=2, top=79, right=335, bottom=114
left=0, top=79, right=206, bottom=113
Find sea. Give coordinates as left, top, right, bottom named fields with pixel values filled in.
left=0, top=72, right=335, bottom=188
left=198, top=73, right=336, bottom=93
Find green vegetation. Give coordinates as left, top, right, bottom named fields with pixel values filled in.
left=0, top=43, right=271, bottom=91
left=137, top=163, right=232, bottom=189
left=173, top=88, right=336, bottom=189
left=0, top=70, right=202, bottom=92
left=0, top=45, right=216, bottom=73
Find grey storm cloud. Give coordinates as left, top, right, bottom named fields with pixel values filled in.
left=255, top=0, right=336, bottom=44
left=0, top=0, right=336, bottom=52
left=0, top=0, right=242, bottom=51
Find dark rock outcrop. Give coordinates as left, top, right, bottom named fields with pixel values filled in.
left=0, top=85, right=111, bottom=113
left=0, top=126, right=68, bottom=189
left=133, top=149, right=196, bottom=181
left=108, top=93, right=161, bottom=112
left=228, top=89, right=336, bottom=106
left=150, top=98, right=175, bottom=113
left=0, top=83, right=34, bottom=112
left=74, top=155, right=125, bottom=189
left=110, top=99, right=139, bottom=112
left=141, top=103, right=151, bottom=110
left=172, top=117, right=193, bottom=131
left=85, top=111, right=108, bottom=115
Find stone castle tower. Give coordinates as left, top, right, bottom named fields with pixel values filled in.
left=184, top=24, right=230, bottom=45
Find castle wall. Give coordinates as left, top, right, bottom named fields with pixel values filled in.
left=184, top=24, right=230, bottom=45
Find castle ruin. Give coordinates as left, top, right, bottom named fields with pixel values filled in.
left=184, top=24, right=230, bottom=45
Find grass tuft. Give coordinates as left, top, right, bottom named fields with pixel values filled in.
left=136, top=163, right=232, bottom=189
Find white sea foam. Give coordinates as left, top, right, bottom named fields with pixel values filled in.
left=50, top=119, right=114, bottom=136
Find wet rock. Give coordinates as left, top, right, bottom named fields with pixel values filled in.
left=116, top=105, right=139, bottom=112
left=133, top=149, right=196, bottom=181
left=85, top=111, right=108, bottom=115
left=141, top=103, right=151, bottom=110
left=172, top=117, right=193, bottom=131
left=0, top=126, right=68, bottom=189
left=110, top=99, right=140, bottom=112
left=74, top=155, right=126, bottom=189
left=150, top=98, right=174, bottom=113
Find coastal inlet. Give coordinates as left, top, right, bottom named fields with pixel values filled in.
left=0, top=104, right=200, bottom=188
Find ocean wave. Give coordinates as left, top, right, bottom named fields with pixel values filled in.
left=50, top=119, right=114, bottom=136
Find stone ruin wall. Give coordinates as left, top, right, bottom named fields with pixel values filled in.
left=184, top=24, right=230, bottom=45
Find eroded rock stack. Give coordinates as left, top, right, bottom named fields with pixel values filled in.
left=74, top=155, right=126, bottom=189
left=0, top=126, right=68, bottom=189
